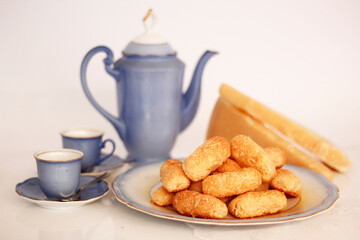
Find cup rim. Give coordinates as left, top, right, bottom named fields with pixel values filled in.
left=34, top=149, right=84, bottom=162
left=60, top=128, right=104, bottom=139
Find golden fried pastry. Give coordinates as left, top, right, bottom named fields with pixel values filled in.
left=264, top=147, right=286, bottom=168
left=228, top=190, right=287, bottom=218
left=183, top=137, right=230, bottom=181
left=151, top=186, right=174, bottom=207
left=230, top=135, right=276, bottom=182
left=216, top=158, right=242, bottom=173
left=172, top=190, right=228, bottom=219
left=210, top=171, right=221, bottom=175
left=202, top=168, right=262, bottom=198
left=255, top=182, right=269, bottom=191
left=160, top=159, right=191, bottom=192
left=188, top=178, right=229, bottom=203
left=270, top=169, right=303, bottom=197
left=218, top=196, right=231, bottom=203
left=188, top=180, right=203, bottom=193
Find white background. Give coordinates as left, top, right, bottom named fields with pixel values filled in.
left=1, top=0, right=359, bottom=159
left=0, top=0, right=359, bottom=239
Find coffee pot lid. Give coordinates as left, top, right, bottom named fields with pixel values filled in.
left=123, top=9, right=176, bottom=56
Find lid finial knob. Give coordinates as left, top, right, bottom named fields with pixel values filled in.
left=132, top=9, right=166, bottom=45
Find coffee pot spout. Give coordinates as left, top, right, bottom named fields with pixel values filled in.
left=180, top=50, right=217, bottom=132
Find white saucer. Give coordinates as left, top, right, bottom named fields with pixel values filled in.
left=16, top=175, right=109, bottom=210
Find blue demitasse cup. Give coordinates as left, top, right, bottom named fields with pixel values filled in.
left=34, top=149, right=83, bottom=200
left=61, top=129, right=116, bottom=171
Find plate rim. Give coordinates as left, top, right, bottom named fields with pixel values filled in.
left=111, top=161, right=339, bottom=226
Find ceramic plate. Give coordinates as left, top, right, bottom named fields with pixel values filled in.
left=112, top=161, right=339, bottom=225
left=16, top=175, right=109, bottom=210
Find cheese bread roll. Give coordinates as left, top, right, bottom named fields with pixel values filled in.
left=228, top=190, right=287, bottom=218
left=172, top=190, right=228, bottom=219
left=151, top=186, right=174, bottom=207
left=189, top=178, right=230, bottom=203
left=183, top=137, right=230, bottom=181
left=270, top=169, right=302, bottom=197
left=230, top=135, right=276, bottom=182
left=264, top=147, right=286, bottom=168
left=218, top=196, right=231, bottom=203
left=160, top=159, right=191, bottom=192
left=255, top=182, right=269, bottom=191
left=216, top=158, right=242, bottom=173
left=188, top=180, right=203, bottom=193
left=202, top=168, right=262, bottom=198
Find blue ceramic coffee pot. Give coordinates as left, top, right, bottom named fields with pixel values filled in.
left=80, top=10, right=216, bottom=163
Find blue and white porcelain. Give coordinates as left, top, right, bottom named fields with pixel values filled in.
left=80, top=10, right=217, bottom=164
left=61, top=128, right=116, bottom=171
left=34, top=149, right=83, bottom=200
left=112, top=161, right=339, bottom=226
left=16, top=175, right=109, bottom=210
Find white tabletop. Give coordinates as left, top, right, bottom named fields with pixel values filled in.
left=1, top=0, right=359, bottom=239
left=1, top=149, right=359, bottom=240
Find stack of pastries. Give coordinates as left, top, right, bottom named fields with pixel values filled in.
left=150, top=135, right=302, bottom=219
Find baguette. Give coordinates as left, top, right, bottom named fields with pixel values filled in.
left=207, top=97, right=334, bottom=180
left=219, top=84, right=351, bottom=172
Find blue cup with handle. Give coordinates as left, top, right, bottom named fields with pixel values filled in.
left=34, top=149, right=83, bottom=200
left=61, top=129, right=116, bottom=171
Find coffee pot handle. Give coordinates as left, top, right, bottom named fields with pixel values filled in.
left=80, top=46, right=126, bottom=140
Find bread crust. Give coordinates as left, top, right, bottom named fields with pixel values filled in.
left=160, top=159, right=191, bottom=192
left=270, top=169, right=303, bottom=197
left=228, top=190, right=287, bottom=218
left=220, top=84, right=351, bottom=172
left=202, top=168, right=262, bottom=198
left=207, top=97, right=334, bottom=180
left=172, top=190, right=228, bottom=219
left=182, top=137, right=230, bottom=181
left=230, top=135, right=276, bottom=182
